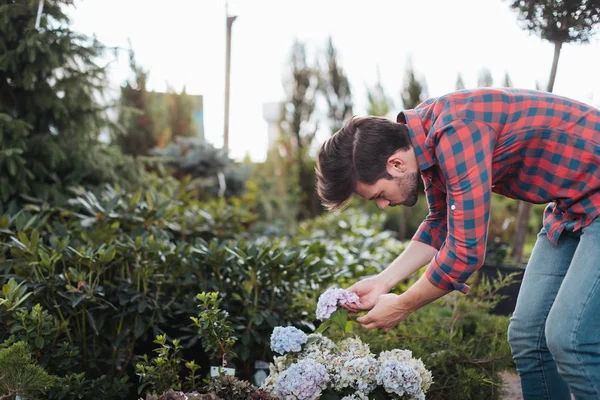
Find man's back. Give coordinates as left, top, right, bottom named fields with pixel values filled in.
left=399, top=87, right=600, bottom=247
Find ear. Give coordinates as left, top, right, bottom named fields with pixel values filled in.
left=386, top=150, right=408, bottom=174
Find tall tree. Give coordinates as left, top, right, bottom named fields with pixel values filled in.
left=366, top=66, right=394, bottom=117
left=280, top=40, right=321, bottom=220
left=114, top=49, right=160, bottom=156
left=0, top=0, right=138, bottom=207
left=320, top=36, right=353, bottom=134
left=398, top=61, right=427, bottom=239
left=508, top=0, right=600, bottom=262
left=502, top=71, right=513, bottom=87
left=401, top=61, right=427, bottom=109
left=165, top=86, right=197, bottom=143
left=456, top=73, right=466, bottom=90
left=477, top=68, right=494, bottom=87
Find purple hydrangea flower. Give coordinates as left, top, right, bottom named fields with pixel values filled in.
left=270, top=326, right=308, bottom=355
left=316, top=288, right=360, bottom=320
left=376, top=359, right=423, bottom=398
left=275, top=359, right=329, bottom=400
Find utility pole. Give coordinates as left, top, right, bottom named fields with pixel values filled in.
left=224, top=1, right=237, bottom=152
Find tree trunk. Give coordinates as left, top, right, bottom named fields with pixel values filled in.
left=398, top=209, right=407, bottom=241
left=547, top=41, right=562, bottom=93
left=511, top=40, right=562, bottom=264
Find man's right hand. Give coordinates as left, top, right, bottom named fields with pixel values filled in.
left=343, top=276, right=391, bottom=316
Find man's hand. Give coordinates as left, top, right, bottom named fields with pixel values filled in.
left=356, top=274, right=451, bottom=332
left=343, top=276, right=390, bottom=316
left=356, top=293, right=414, bottom=332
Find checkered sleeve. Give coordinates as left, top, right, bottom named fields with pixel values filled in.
left=412, top=177, right=448, bottom=250
left=426, top=119, right=496, bottom=294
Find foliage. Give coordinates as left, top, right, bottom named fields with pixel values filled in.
left=136, top=335, right=184, bottom=396
left=477, top=68, right=494, bottom=87
left=319, top=36, right=353, bottom=134
left=0, top=341, right=55, bottom=399
left=400, top=60, right=427, bottom=109
left=367, top=67, right=395, bottom=117
left=191, top=292, right=237, bottom=364
left=150, top=136, right=250, bottom=199
left=279, top=39, right=321, bottom=220
left=508, top=0, right=600, bottom=44
left=113, top=47, right=163, bottom=157
left=0, top=0, right=141, bottom=207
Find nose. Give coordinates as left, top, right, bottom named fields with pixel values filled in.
left=375, top=199, right=389, bottom=209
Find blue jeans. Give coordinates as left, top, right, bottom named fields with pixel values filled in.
left=508, top=216, right=600, bottom=399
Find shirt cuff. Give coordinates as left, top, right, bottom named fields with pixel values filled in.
left=425, top=257, right=472, bottom=294
left=412, top=221, right=447, bottom=250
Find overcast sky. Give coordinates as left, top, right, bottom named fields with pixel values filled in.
left=69, top=0, right=600, bottom=161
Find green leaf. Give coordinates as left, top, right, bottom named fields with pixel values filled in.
left=34, top=336, right=44, bottom=349
left=87, top=312, right=99, bottom=335
left=314, top=320, right=331, bottom=335
left=331, top=309, right=349, bottom=331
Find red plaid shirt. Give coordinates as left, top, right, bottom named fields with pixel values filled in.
left=397, top=88, right=600, bottom=294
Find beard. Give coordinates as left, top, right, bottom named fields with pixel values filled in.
left=392, top=173, right=419, bottom=207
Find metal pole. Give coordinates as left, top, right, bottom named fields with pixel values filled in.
left=224, top=2, right=237, bottom=151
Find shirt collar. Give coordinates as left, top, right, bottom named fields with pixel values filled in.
left=396, top=110, right=436, bottom=171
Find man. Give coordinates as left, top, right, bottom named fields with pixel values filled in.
left=315, top=87, right=600, bottom=399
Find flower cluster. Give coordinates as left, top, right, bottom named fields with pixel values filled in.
left=262, top=332, right=433, bottom=399
left=270, top=326, right=308, bottom=355
left=316, top=287, right=360, bottom=320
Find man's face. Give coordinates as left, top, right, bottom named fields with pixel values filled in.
left=356, top=173, right=420, bottom=209
left=354, top=148, right=420, bottom=210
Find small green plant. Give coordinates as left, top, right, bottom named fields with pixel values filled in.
left=135, top=335, right=183, bottom=396
left=0, top=278, right=32, bottom=312
left=191, top=292, right=237, bottom=367
left=0, top=341, right=55, bottom=399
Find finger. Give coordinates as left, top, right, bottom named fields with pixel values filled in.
left=361, top=322, right=379, bottom=330
left=356, top=314, right=371, bottom=324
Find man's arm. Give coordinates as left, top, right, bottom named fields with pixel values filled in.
left=375, top=174, right=449, bottom=289
left=422, top=119, right=496, bottom=294
left=357, top=119, right=496, bottom=330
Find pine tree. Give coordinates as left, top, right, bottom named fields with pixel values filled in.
left=0, top=341, right=55, bottom=398
left=0, top=0, right=139, bottom=208
left=456, top=73, right=466, bottom=90
left=114, top=48, right=160, bottom=157
left=367, top=66, right=394, bottom=117
left=280, top=40, right=321, bottom=220
left=477, top=68, right=494, bottom=87
left=320, top=36, right=353, bottom=134
left=401, top=61, right=427, bottom=109
left=502, top=71, right=513, bottom=87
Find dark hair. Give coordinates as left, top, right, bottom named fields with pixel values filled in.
left=315, top=116, right=412, bottom=210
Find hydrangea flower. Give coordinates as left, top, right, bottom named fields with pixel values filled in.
left=376, top=359, right=423, bottom=398
left=270, top=326, right=308, bottom=355
left=275, top=359, right=329, bottom=400
left=378, top=349, right=414, bottom=363
left=339, top=356, right=378, bottom=393
left=407, top=357, right=434, bottom=392
left=299, top=333, right=336, bottom=363
left=316, top=287, right=360, bottom=320
left=338, top=337, right=373, bottom=358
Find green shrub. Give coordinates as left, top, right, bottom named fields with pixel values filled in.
left=0, top=341, right=55, bottom=399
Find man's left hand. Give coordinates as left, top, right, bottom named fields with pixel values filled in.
left=356, top=293, right=414, bottom=332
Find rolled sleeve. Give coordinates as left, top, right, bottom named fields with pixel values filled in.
left=413, top=177, right=448, bottom=250
left=424, top=119, right=496, bottom=294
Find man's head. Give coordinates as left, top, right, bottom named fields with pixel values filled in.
left=316, top=116, right=420, bottom=211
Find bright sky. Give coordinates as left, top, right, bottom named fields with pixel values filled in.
left=69, top=0, right=600, bottom=162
